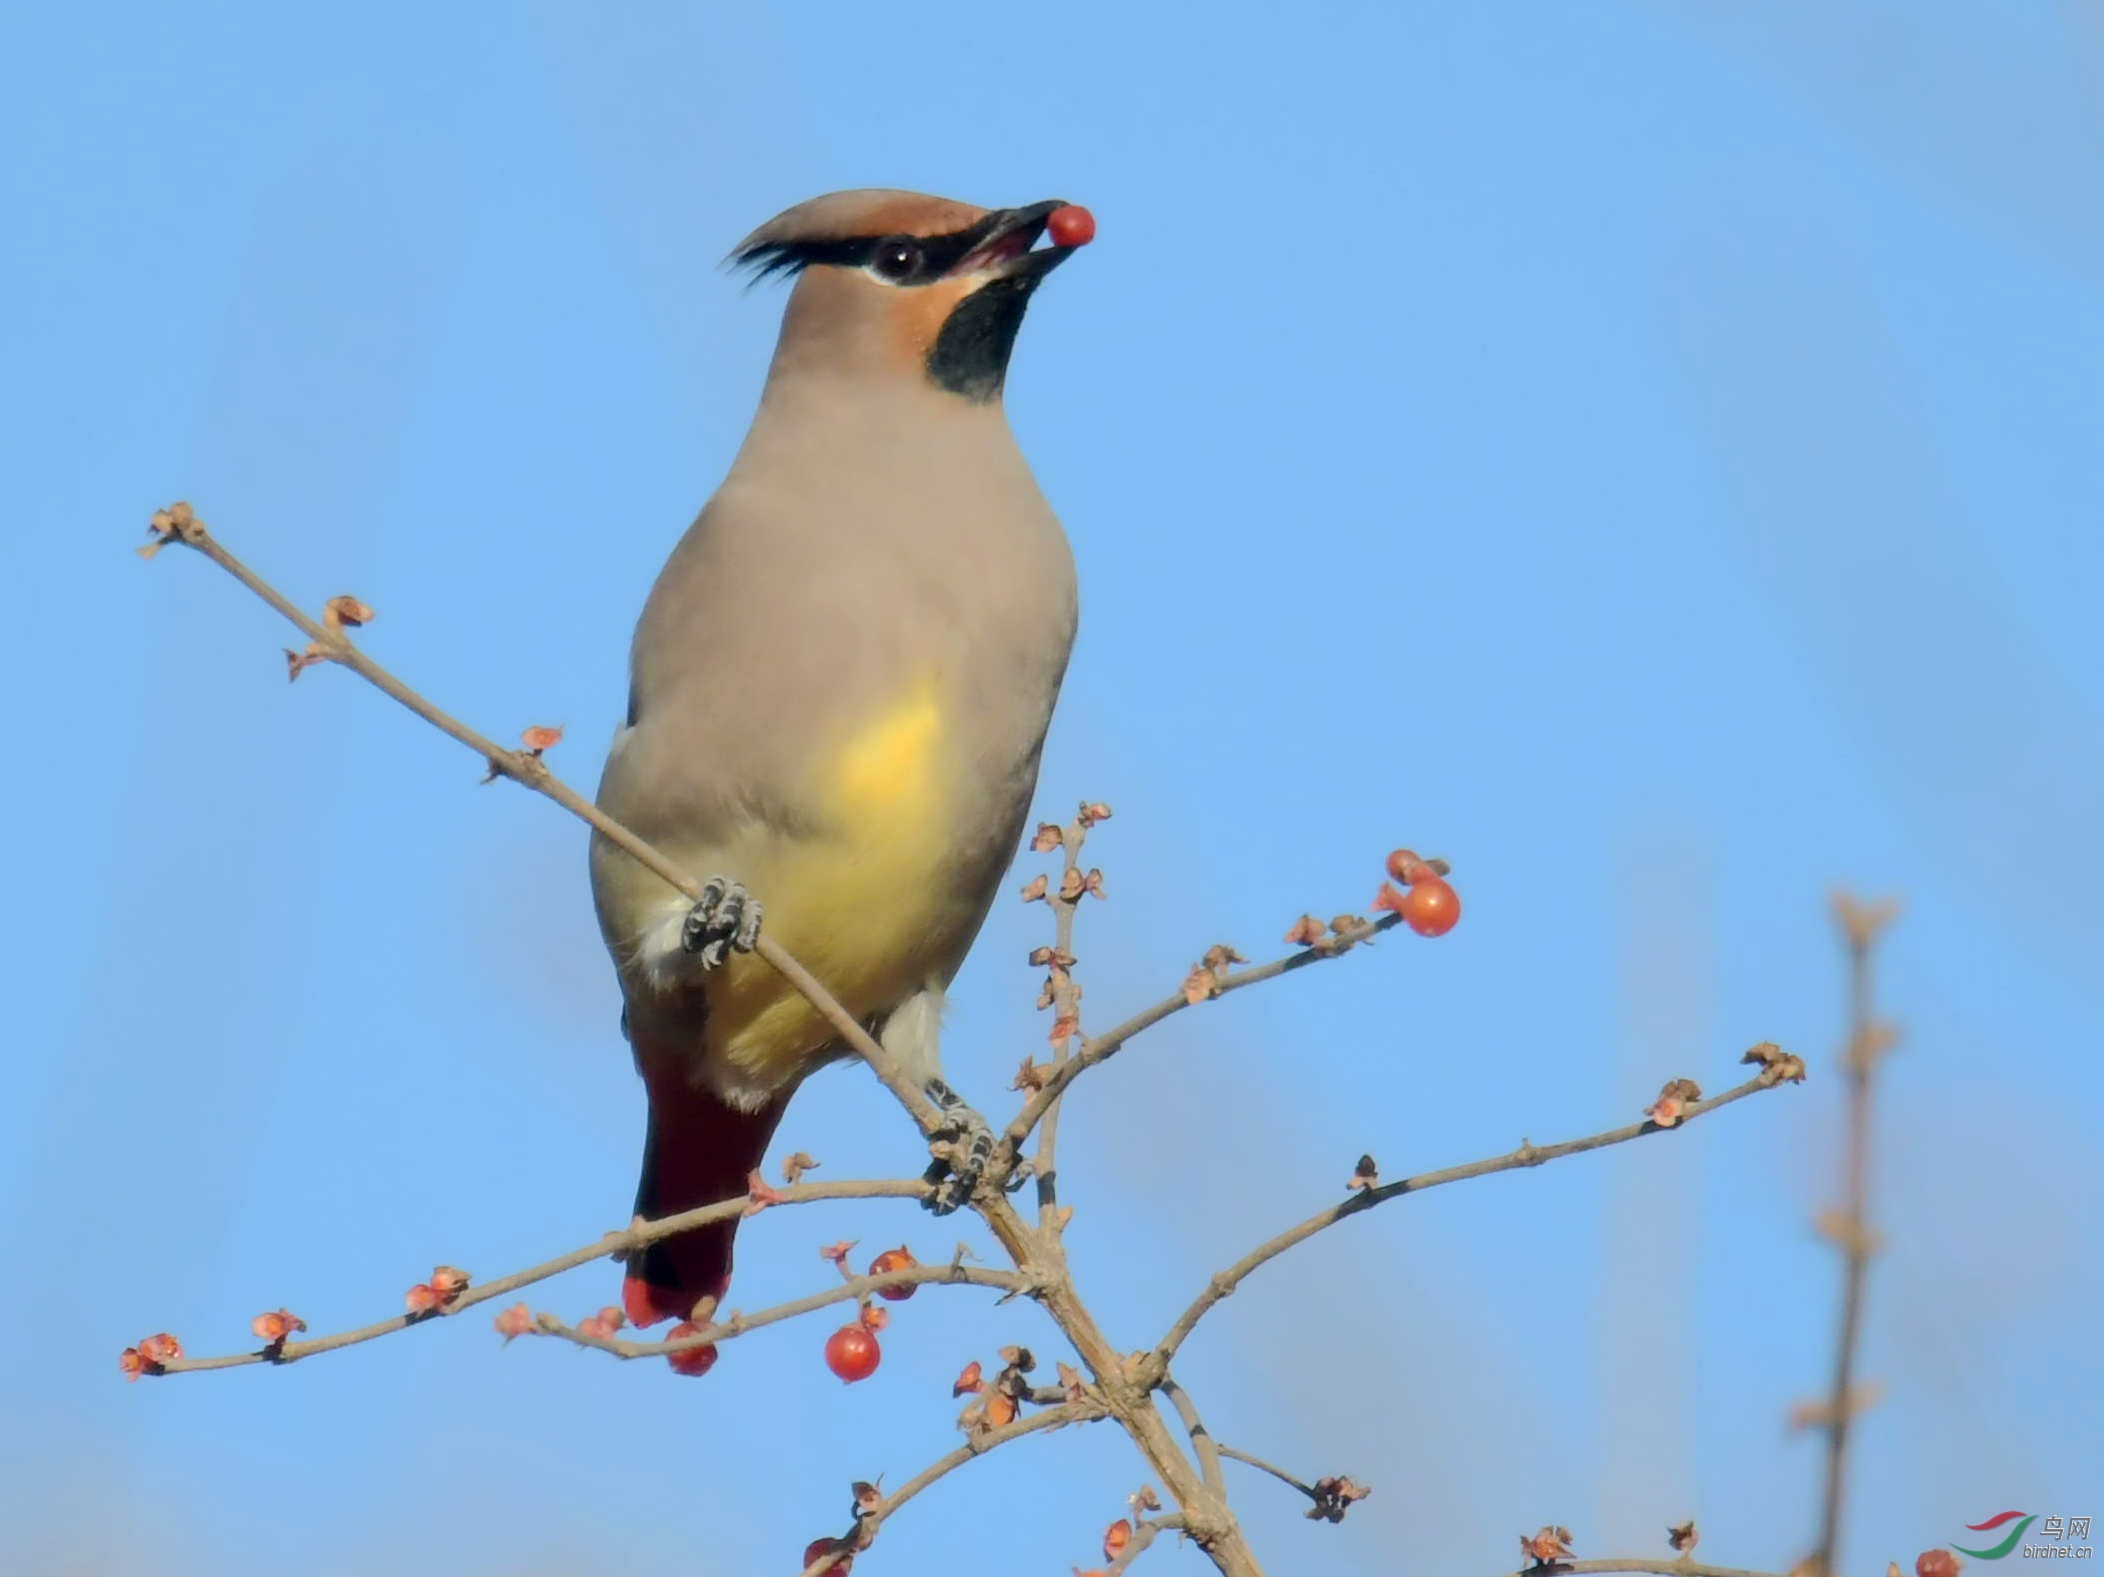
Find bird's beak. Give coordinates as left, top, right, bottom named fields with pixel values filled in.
left=948, top=200, right=1082, bottom=281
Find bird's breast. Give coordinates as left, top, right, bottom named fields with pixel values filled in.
left=799, top=674, right=962, bottom=961
left=678, top=673, right=977, bottom=1090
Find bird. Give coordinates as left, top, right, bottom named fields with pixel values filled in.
left=590, top=188, right=1094, bottom=1329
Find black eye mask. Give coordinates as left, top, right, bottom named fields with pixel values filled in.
left=733, top=215, right=1001, bottom=286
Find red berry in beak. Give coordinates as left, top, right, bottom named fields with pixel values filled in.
left=1047, top=204, right=1096, bottom=247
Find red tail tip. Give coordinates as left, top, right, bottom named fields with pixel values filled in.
left=622, top=1272, right=683, bottom=1329
left=622, top=1270, right=731, bottom=1330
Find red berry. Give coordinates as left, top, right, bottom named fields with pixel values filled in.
left=1917, top=1554, right=1960, bottom=1577
left=868, top=1246, right=918, bottom=1300
left=1047, top=204, right=1096, bottom=247
left=664, top=1320, right=719, bottom=1378
left=1399, top=877, right=1461, bottom=937
left=803, top=1537, right=854, bottom=1573
left=824, top=1322, right=881, bottom=1383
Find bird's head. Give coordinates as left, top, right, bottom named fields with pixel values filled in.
left=733, top=188, right=1094, bottom=403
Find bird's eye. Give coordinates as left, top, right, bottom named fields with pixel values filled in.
left=870, top=237, right=922, bottom=281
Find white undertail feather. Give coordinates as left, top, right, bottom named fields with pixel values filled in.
left=880, top=986, right=947, bottom=1089
left=632, top=890, right=701, bottom=992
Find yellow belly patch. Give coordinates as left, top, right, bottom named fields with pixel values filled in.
left=707, top=680, right=956, bottom=1081
left=832, top=682, right=943, bottom=813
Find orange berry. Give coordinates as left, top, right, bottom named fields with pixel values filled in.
left=1105, top=1519, right=1133, bottom=1556
left=1399, top=877, right=1461, bottom=937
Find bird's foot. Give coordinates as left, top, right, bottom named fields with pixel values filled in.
left=921, top=1078, right=1011, bottom=1214
left=679, top=876, right=762, bottom=969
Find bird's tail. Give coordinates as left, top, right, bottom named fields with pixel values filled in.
left=622, top=1077, right=789, bottom=1328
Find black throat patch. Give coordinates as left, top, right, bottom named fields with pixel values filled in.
left=925, top=274, right=1041, bottom=402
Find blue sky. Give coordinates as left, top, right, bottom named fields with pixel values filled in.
left=6, top=3, right=2100, bottom=1573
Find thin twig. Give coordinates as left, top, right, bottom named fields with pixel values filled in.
left=1216, top=1444, right=1315, bottom=1500
left=1154, top=1069, right=1792, bottom=1365
left=1215, top=1443, right=1369, bottom=1525
left=1810, top=894, right=1897, bottom=1577
left=153, top=1177, right=932, bottom=1374
left=143, top=505, right=943, bottom=1136
left=1002, top=913, right=1400, bottom=1158
left=970, top=1193, right=1262, bottom=1576
left=874, top=1399, right=1101, bottom=1525
left=537, top=1263, right=1034, bottom=1359
left=1161, top=1376, right=1225, bottom=1497
left=795, top=1400, right=1108, bottom=1576
left=1109, top=1514, right=1192, bottom=1573
left=1035, top=814, right=1087, bottom=1232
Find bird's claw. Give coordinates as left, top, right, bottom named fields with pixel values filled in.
left=922, top=1078, right=995, bottom=1215
left=680, top=876, right=762, bottom=968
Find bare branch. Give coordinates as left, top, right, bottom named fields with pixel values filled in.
left=969, top=1192, right=1261, bottom=1576
left=1002, top=913, right=1401, bottom=1158
left=1033, top=811, right=1091, bottom=1233
left=875, top=1398, right=1102, bottom=1525
left=1161, top=1375, right=1225, bottom=1497
left=1155, top=1067, right=1794, bottom=1365
left=1216, top=1443, right=1314, bottom=1498
left=537, top=1262, right=1035, bottom=1359
left=1215, top=1444, right=1368, bottom=1523
left=794, top=1399, right=1109, bottom=1576
left=1109, top=1514, right=1192, bottom=1573
left=1809, top=892, right=1899, bottom=1577
left=149, top=1177, right=931, bottom=1374
left=141, top=505, right=943, bottom=1135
